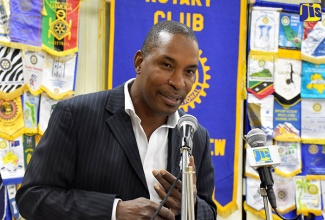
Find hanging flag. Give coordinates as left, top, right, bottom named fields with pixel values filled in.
left=274, top=56, right=301, bottom=102
left=245, top=177, right=264, bottom=211
left=301, top=143, right=325, bottom=178
left=0, top=136, right=25, bottom=185
left=0, top=46, right=24, bottom=101
left=41, top=53, right=77, bottom=99
left=278, top=12, right=303, bottom=50
left=22, top=92, right=40, bottom=134
left=247, top=93, right=274, bottom=141
left=274, top=141, right=302, bottom=177
left=8, top=0, right=42, bottom=47
left=23, top=50, right=46, bottom=95
left=273, top=98, right=301, bottom=142
left=22, top=134, right=36, bottom=169
left=249, top=7, right=280, bottom=52
left=294, top=176, right=322, bottom=216
left=42, top=0, right=80, bottom=56
left=301, top=14, right=325, bottom=64
left=301, top=61, right=325, bottom=99
left=247, top=52, right=275, bottom=99
left=273, top=174, right=296, bottom=214
left=0, top=97, right=25, bottom=140
left=301, top=99, right=325, bottom=144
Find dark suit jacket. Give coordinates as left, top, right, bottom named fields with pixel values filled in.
left=16, top=84, right=216, bottom=219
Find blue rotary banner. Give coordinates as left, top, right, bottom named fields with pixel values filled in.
left=108, top=0, right=246, bottom=217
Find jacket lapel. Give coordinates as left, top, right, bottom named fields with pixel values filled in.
left=105, top=84, right=148, bottom=191
left=167, top=127, right=181, bottom=176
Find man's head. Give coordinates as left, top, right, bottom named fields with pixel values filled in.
left=131, top=20, right=199, bottom=118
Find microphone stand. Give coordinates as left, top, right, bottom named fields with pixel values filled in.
left=260, top=185, right=273, bottom=220
left=180, top=137, right=195, bottom=220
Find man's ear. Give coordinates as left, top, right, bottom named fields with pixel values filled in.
left=134, top=50, right=143, bottom=74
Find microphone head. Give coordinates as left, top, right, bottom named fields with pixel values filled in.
left=245, top=128, right=266, bottom=148
left=177, top=114, right=198, bottom=132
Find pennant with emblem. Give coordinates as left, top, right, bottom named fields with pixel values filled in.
left=0, top=97, right=25, bottom=140
left=247, top=93, right=274, bottom=142
left=274, top=141, right=302, bottom=177
left=0, top=0, right=10, bottom=42
left=245, top=177, right=264, bottom=211
left=42, top=0, right=80, bottom=56
left=294, top=176, right=322, bottom=216
left=301, top=143, right=325, bottom=178
left=22, top=92, right=40, bottom=134
left=274, top=56, right=301, bottom=102
left=278, top=12, right=303, bottom=50
left=38, top=92, right=60, bottom=135
left=247, top=52, right=275, bottom=99
left=301, top=15, right=325, bottom=64
left=23, top=50, right=46, bottom=95
left=0, top=136, right=25, bottom=185
left=8, top=0, right=42, bottom=47
left=249, top=7, right=280, bottom=52
left=6, top=185, right=19, bottom=218
left=273, top=174, right=296, bottom=214
left=301, top=99, right=325, bottom=144
left=0, top=46, right=24, bottom=101
left=301, top=61, right=325, bottom=99
left=41, top=53, right=77, bottom=99
left=273, top=98, right=301, bottom=142
left=23, top=134, right=36, bottom=168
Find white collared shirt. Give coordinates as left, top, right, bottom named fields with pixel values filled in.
left=124, top=78, right=179, bottom=202
left=112, top=79, right=179, bottom=219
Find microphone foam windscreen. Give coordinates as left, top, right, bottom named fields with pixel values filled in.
left=246, top=128, right=266, bottom=148
left=177, top=114, right=198, bottom=132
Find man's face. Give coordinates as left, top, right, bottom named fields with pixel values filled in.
left=135, top=32, right=199, bottom=116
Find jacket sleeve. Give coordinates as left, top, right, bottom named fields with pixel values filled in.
left=16, top=101, right=116, bottom=220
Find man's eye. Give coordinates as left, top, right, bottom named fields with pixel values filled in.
left=162, top=63, right=172, bottom=68
left=186, top=70, right=196, bottom=76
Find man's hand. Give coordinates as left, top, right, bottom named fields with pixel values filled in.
left=153, top=156, right=197, bottom=216
left=116, top=197, right=175, bottom=220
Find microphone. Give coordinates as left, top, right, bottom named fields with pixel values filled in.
left=245, top=128, right=281, bottom=209
left=177, top=114, right=198, bottom=150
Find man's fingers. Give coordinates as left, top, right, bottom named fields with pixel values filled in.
left=156, top=170, right=182, bottom=191
left=154, top=183, right=181, bottom=216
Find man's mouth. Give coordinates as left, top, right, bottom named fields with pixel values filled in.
left=160, top=92, right=183, bottom=106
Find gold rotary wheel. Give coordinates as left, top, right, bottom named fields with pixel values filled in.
left=308, top=144, right=319, bottom=154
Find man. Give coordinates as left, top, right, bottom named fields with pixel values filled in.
left=16, top=20, right=216, bottom=219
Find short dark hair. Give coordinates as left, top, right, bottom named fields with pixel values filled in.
left=141, top=20, right=198, bottom=57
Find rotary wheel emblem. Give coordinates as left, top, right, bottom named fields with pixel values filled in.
left=180, top=50, right=210, bottom=112
left=277, top=189, right=287, bottom=200
left=48, top=10, right=72, bottom=40
left=308, top=144, right=319, bottom=154
left=18, top=0, right=32, bottom=12
left=0, top=100, right=18, bottom=122
left=30, top=55, right=38, bottom=65
left=313, top=103, right=322, bottom=112
left=0, top=58, right=11, bottom=70
left=0, top=141, right=7, bottom=150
